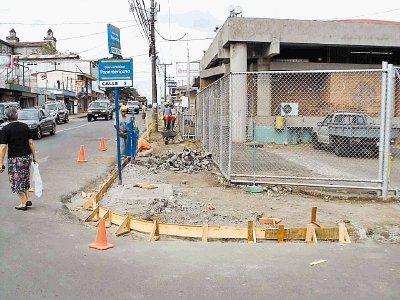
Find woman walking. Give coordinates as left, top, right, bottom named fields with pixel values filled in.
left=0, top=107, right=38, bottom=210
left=141, top=105, right=146, bottom=125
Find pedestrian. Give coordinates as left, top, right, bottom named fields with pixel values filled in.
left=141, top=105, right=146, bottom=125
left=162, top=102, right=172, bottom=129
left=0, top=107, right=38, bottom=210
left=114, top=105, right=130, bottom=157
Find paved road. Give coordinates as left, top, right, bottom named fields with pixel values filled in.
left=1, top=116, right=400, bottom=299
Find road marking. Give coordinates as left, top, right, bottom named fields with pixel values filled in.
left=57, top=123, right=93, bottom=133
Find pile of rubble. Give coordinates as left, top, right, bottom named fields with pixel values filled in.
left=145, top=147, right=213, bottom=173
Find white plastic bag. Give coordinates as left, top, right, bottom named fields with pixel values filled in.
left=31, top=162, right=42, bottom=198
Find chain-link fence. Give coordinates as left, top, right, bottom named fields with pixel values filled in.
left=197, top=64, right=400, bottom=197
left=176, top=110, right=196, bottom=141
left=391, top=67, right=400, bottom=194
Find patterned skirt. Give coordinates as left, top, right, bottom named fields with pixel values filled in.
left=7, top=155, right=31, bottom=194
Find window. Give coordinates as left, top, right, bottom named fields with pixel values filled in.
left=322, top=115, right=332, bottom=125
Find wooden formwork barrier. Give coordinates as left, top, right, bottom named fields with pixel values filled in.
left=84, top=206, right=350, bottom=243
left=81, top=157, right=351, bottom=244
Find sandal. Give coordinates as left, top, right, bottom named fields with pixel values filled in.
left=15, top=206, right=28, bottom=211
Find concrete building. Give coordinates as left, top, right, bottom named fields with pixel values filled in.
left=200, top=17, right=400, bottom=143
left=6, top=29, right=57, bottom=56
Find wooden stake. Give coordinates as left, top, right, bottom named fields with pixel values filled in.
left=311, top=206, right=321, bottom=227
left=202, top=225, right=209, bottom=243
left=277, top=225, right=285, bottom=243
left=84, top=205, right=100, bottom=222
left=96, top=208, right=112, bottom=228
left=305, top=224, right=318, bottom=244
left=148, top=217, right=160, bottom=241
left=114, top=212, right=131, bottom=236
left=338, top=223, right=351, bottom=244
left=247, top=221, right=256, bottom=244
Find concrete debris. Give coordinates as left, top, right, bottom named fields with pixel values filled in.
left=265, top=185, right=293, bottom=196
left=144, top=147, right=214, bottom=173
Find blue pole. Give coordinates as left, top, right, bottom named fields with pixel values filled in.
left=114, top=87, right=122, bottom=185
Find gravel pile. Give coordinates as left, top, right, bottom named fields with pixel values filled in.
left=144, top=147, right=213, bottom=173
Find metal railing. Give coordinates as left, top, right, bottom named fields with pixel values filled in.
left=197, top=63, right=400, bottom=198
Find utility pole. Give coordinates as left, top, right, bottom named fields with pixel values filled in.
left=159, top=63, right=172, bottom=103
left=186, top=33, right=191, bottom=109
left=150, top=0, right=158, bottom=131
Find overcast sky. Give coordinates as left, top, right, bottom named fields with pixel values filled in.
left=1, top=0, right=400, bottom=99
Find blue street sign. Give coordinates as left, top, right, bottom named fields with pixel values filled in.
left=107, top=24, right=121, bottom=56
left=98, top=58, right=133, bottom=88
left=167, top=81, right=177, bottom=88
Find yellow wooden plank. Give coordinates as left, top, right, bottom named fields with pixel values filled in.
left=247, top=221, right=256, bottom=244
left=277, top=224, right=285, bottom=243
left=148, top=218, right=160, bottom=241
left=311, top=206, right=317, bottom=224
left=305, top=224, right=317, bottom=244
left=95, top=206, right=341, bottom=241
left=84, top=205, right=99, bottom=222
left=114, top=213, right=131, bottom=236
left=202, top=225, right=209, bottom=243
left=339, top=223, right=351, bottom=244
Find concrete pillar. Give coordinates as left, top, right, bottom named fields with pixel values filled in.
left=257, top=57, right=272, bottom=117
left=230, top=42, right=247, bottom=143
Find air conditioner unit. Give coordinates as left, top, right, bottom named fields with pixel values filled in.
left=280, top=103, right=299, bottom=116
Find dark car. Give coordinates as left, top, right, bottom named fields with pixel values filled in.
left=87, top=100, right=113, bottom=122
left=0, top=108, right=56, bottom=140
left=44, top=101, right=69, bottom=124
left=126, top=100, right=140, bottom=114
left=0, top=102, right=20, bottom=124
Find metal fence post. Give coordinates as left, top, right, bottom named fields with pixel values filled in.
left=220, top=79, right=224, bottom=169
left=202, top=92, right=206, bottom=146
left=228, top=74, right=233, bottom=180
left=378, top=62, right=388, bottom=196
left=382, top=64, right=395, bottom=199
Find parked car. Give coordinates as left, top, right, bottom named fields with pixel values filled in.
left=0, top=102, right=20, bottom=124
left=87, top=100, right=113, bottom=122
left=0, top=108, right=56, bottom=140
left=44, top=101, right=69, bottom=124
left=126, top=100, right=140, bottom=114
left=312, top=111, right=400, bottom=157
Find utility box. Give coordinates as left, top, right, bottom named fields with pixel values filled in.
left=275, top=115, right=285, bottom=130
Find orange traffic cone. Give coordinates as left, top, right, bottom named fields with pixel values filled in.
left=88, top=218, right=113, bottom=250
left=77, top=145, right=88, bottom=162
left=98, top=137, right=107, bottom=151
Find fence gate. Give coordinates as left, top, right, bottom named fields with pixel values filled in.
left=196, top=63, right=400, bottom=198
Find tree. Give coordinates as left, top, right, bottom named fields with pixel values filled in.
left=106, top=87, right=140, bottom=103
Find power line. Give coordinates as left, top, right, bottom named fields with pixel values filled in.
left=327, top=7, right=400, bottom=20
left=159, top=36, right=214, bottom=43
left=58, top=24, right=137, bottom=41
left=128, top=0, right=151, bottom=44
left=0, top=19, right=136, bottom=26
left=155, top=28, right=187, bottom=41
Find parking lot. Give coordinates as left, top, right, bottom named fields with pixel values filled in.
left=231, top=143, right=400, bottom=191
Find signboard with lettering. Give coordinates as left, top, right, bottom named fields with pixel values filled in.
left=98, top=58, right=133, bottom=88
left=167, top=81, right=177, bottom=88
left=0, top=54, right=13, bottom=68
left=176, top=62, right=199, bottom=78
left=107, top=24, right=121, bottom=56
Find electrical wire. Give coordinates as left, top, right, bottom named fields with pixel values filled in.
left=155, top=28, right=187, bottom=41
left=327, top=7, right=400, bottom=21
left=128, top=0, right=150, bottom=44
left=58, top=24, right=137, bottom=41
left=0, top=19, right=136, bottom=26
